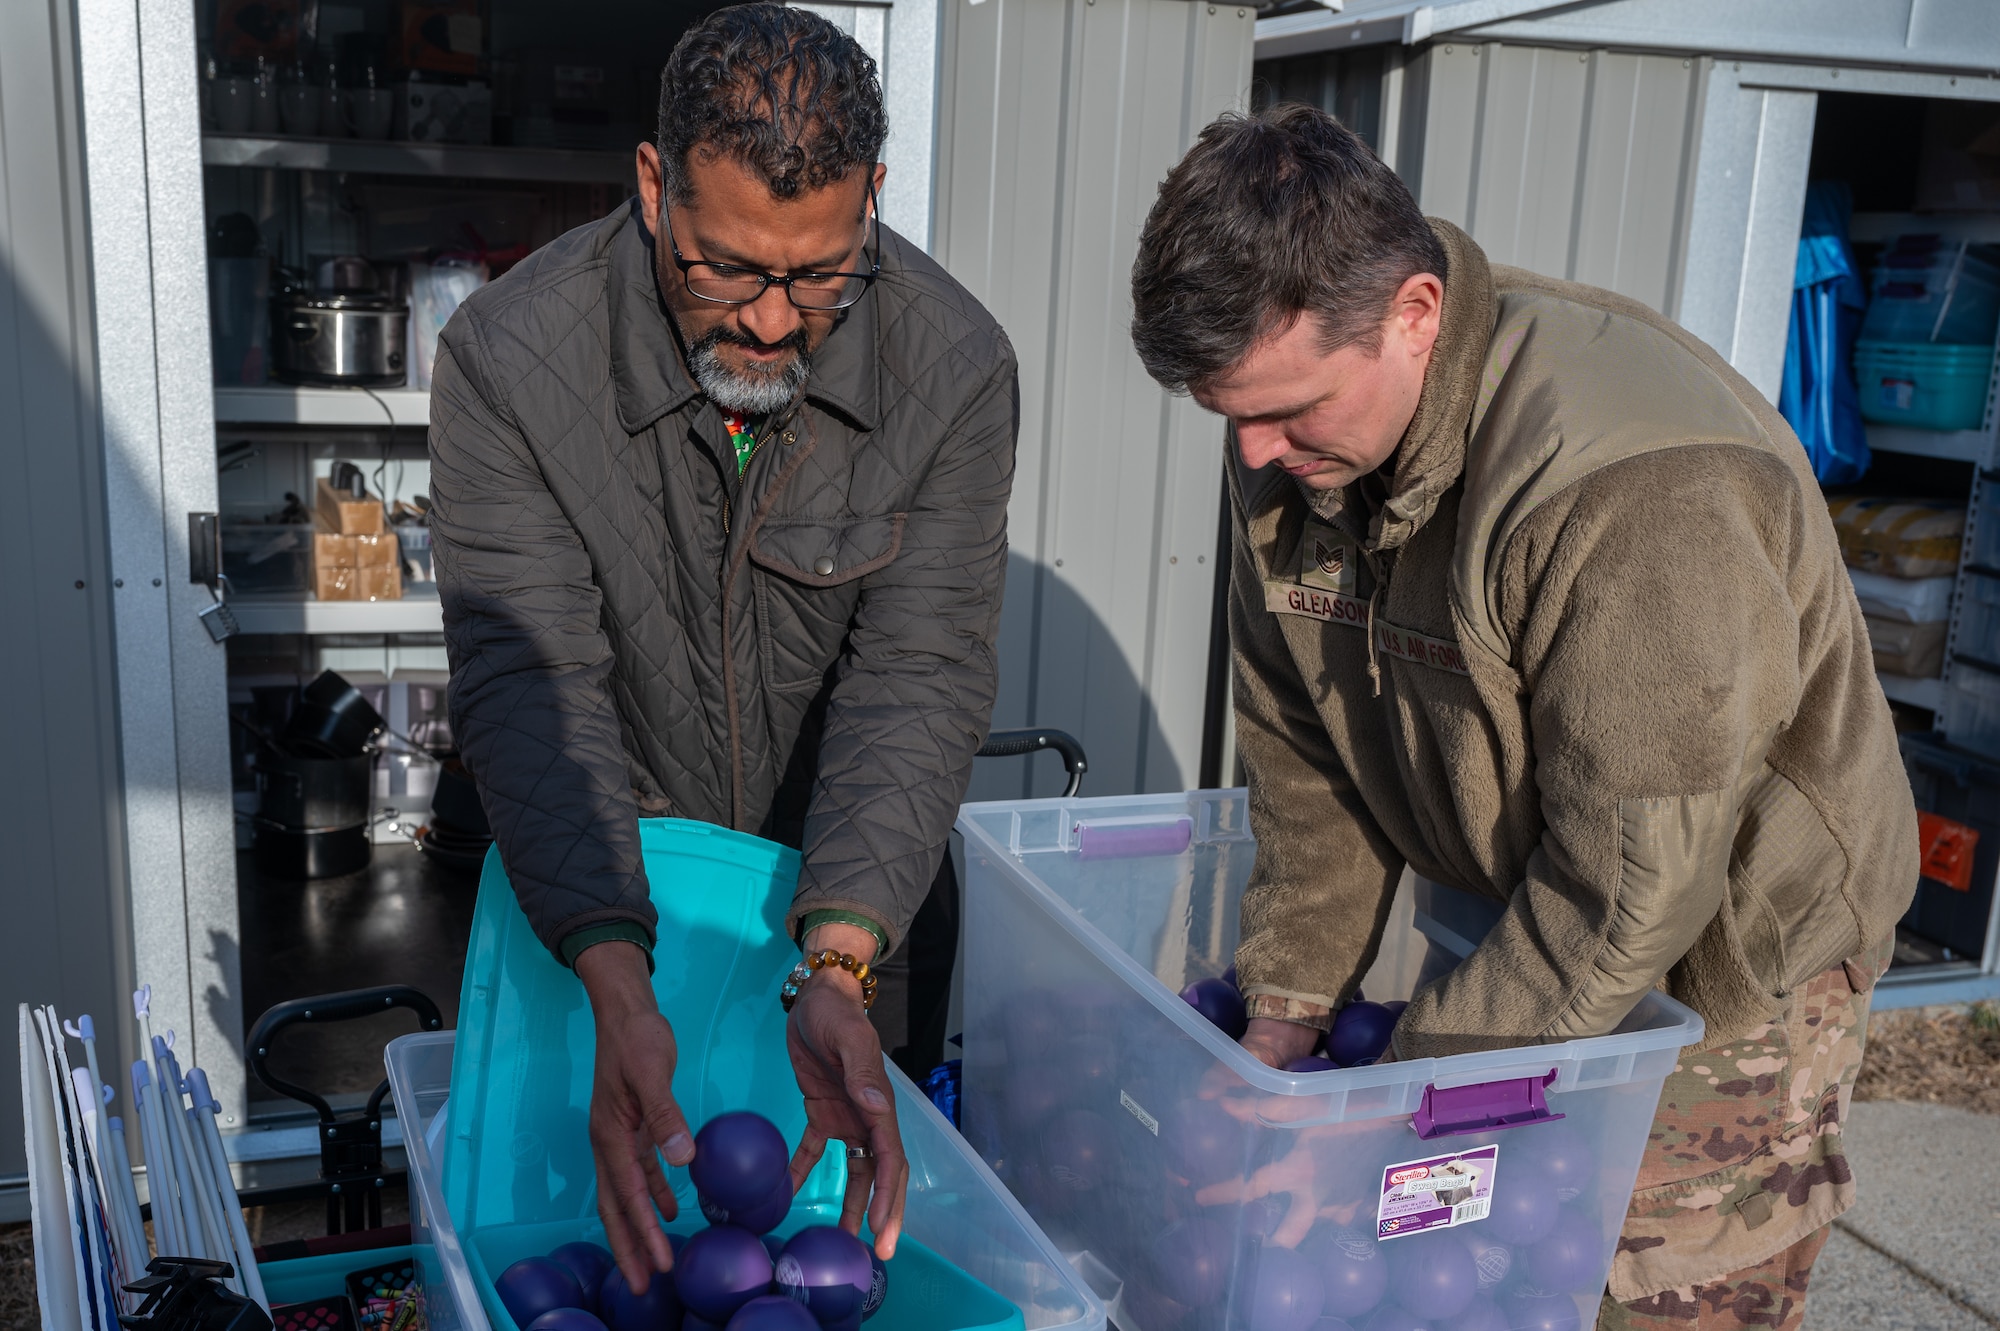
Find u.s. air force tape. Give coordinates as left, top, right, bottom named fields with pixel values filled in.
left=1263, top=580, right=1470, bottom=677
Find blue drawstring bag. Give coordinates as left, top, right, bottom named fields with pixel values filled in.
left=1780, top=181, right=1871, bottom=485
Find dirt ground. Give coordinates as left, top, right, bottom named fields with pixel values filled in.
left=1854, top=1000, right=2000, bottom=1115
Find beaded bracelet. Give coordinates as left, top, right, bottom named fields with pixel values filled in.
left=780, top=949, right=880, bottom=1013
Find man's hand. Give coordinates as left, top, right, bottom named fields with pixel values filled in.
left=785, top=924, right=907, bottom=1261
left=1240, top=1016, right=1322, bottom=1070
left=576, top=941, right=696, bottom=1291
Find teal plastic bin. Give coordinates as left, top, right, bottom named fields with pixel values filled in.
left=1853, top=340, right=1995, bottom=430
left=390, top=819, right=1101, bottom=1331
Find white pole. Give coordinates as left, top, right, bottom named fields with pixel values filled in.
left=152, top=1040, right=225, bottom=1268
left=188, top=1069, right=266, bottom=1312
left=130, top=1064, right=182, bottom=1259
left=104, top=1116, right=150, bottom=1276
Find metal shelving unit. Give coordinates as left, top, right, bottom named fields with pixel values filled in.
left=230, top=594, right=443, bottom=636
left=215, top=386, right=430, bottom=429
left=202, top=133, right=634, bottom=185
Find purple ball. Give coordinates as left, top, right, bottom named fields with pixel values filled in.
left=1002, top=1076, right=1065, bottom=1133
left=1308, top=1230, right=1387, bottom=1319
left=760, top=1235, right=786, bottom=1262
left=1359, top=1307, right=1431, bottom=1331
left=597, top=1267, right=681, bottom=1331
left=1328, top=1003, right=1397, bottom=1067
left=1043, top=1109, right=1118, bottom=1192
left=674, top=1225, right=775, bottom=1324
left=1523, top=1209, right=1605, bottom=1294
left=1485, top=1170, right=1558, bottom=1246
left=528, top=1312, right=608, bottom=1331
left=498, top=1257, right=587, bottom=1328
left=776, top=1226, right=873, bottom=1324
left=691, top=1113, right=790, bottom=1215
left=1285, top=1056, right=1340, bottom=1073
left=1518, top=1128, right=1595, bottom=1205
left=1495, top=1288, right=1581, bottom=1331
left=1388, top=1236, right=1476, bottom=1321
left=1449, top=1296, right=1507, bottom=1331
left=1237, top=1245, right=1326, bottom=1331
left=1180, top=977, right=1248, bottom=1039
left=684, top=1319, right=722, bottom=1331
left=861, top=1253, right=887, bottom=1321
left=702, top=1175, right=793, bottom=1235
left=1457, top=1232, right=1512, bottom=1292
left=1162, top=1098, right=1243, bottom=1187
left=1152, top=1217, right=1233, bottom=1308
left=1222, top=965, right=1239, bottom=989
left=549, top=1243, right=616, bottom=1311
left=723, top=1296, right=817, bottom=1331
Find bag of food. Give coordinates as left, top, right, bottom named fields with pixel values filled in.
left=1827, top=497, right=1965, bottom=578
left=1864, top=613, right=1947, bottom=678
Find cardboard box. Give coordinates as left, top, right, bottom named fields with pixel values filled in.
left=393, top=0, right=483, bottom=76
left=313, top=531, right=403, bottom=601
left=316, top=477, right=386, bottom=535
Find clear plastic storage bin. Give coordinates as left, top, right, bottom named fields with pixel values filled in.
left=384, top=819, right=1103, bottom=1331
left=1858, top=237, right=2000, bottom=345
left=957, top=790, right=1703, bottom=1331
left=1956, top=571, right=2000, bottom=660
left=1943, top=658, right=2000, bottom=763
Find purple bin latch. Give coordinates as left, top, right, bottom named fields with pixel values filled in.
left=1412, top=1069, right=1564, bottom=1140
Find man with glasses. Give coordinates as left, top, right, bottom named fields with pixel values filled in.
left=428, top=5, right=1016, bottom=1288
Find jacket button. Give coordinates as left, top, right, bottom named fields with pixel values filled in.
left=813, top=556, right=835, bottom=576
left=782, top=431, right=796, bottom=445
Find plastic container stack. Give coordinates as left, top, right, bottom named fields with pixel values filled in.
left=1853, top=235, right=2000, bottom=431
left=956, top=790, right=1702, bottom=1331
left=383, top=818, right=1104, bottom=1331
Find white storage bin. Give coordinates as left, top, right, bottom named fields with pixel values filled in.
left=957, top=790, right=1702, bottom=1331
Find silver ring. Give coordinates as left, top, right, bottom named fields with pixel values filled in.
left=846, top=1145, right=874, bottom=1160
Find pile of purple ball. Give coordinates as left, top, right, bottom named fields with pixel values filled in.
left=494, top=1111, right=888, bottom=1331
left=1178, top=967, right=1405, bottom=1071
left=1143, top=1124, right=1605, bottom=1331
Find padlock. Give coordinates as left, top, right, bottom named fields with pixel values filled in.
left=199, top=578, right=239, bottom=643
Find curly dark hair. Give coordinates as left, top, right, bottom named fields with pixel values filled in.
left=657, top=4, right=887, bottom=203
left=1131, top=104, right=1446, bottom=393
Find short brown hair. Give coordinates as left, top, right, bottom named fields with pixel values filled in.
left=1130, top=104, right=1446, bottom=393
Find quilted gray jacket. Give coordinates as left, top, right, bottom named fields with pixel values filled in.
left=428, top=200, right=1017, bottom=960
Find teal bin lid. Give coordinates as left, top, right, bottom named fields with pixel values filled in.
left=444, top=818, right=835, bottom=1233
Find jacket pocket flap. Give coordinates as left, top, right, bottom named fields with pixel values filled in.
left=750, top=513, right=906, bottom=586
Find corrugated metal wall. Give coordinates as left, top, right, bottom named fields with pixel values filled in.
left=0, top=0, right=135, bottom=1187
left=934, top=0, right=1255, bottom=800
left=1408, top=42, right=1706, bottom=321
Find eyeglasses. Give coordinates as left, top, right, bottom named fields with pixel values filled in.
left=662, top=183, right=880, bottom=311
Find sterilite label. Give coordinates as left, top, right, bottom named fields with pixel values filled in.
left=1376, top=1143, right=1498, bottom=1240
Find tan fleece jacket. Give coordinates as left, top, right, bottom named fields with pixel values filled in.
left=1231, top=221, right=1918, bottom=1059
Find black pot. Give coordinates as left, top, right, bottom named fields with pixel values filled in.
left=253, top=821, right=371, bottom=880
left=281, top=670, right=385, bottom=759
left=431, top=757, right=489, bottom=838
left=256, top=751, right=372, bottom=830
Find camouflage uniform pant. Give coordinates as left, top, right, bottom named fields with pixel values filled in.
left=1595, top=934, right=1892, bottom=1331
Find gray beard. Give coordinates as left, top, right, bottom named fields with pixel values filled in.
left=687, top=326, right=812, bottom=416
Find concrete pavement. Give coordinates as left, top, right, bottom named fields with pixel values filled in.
left=1807, top=1099, right=2000, bottom=1328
